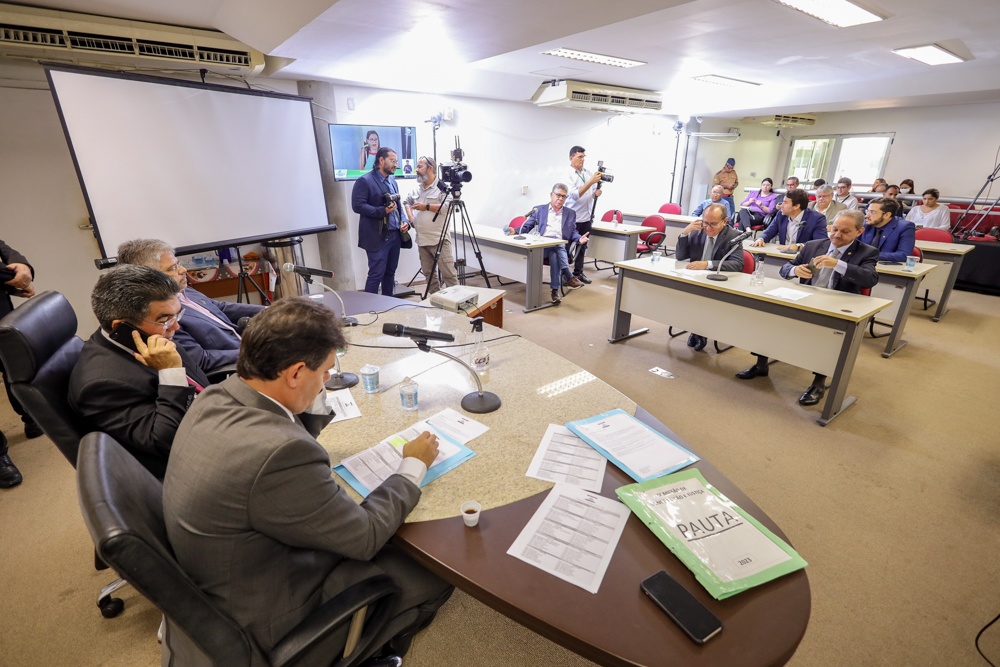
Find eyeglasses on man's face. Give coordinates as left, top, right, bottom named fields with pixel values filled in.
left=144, top=308, right=185, bottom=330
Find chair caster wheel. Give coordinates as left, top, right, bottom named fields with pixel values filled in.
left=99, top=595, right=125, bottom=618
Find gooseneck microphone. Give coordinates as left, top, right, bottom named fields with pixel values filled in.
left=382, top=323, right=455, bottom=342
left=707, top=229, right=753, bottom=282
left=513, top=208, right=535, bottom=240
left=283, top=263, right=357, bottom=326
left=283, top=263, right=333, bottom=278
left=726, top=229, right=754, bottom=246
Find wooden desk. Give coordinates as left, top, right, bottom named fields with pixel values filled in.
left=318, top=301, right=811, bottom=667
left=610, top=257, right=891, bottom=425
left=463, top=286, right=505, bottom=328
left=586, top=221, right=654, bottom=269
left=745, top=243, right=938, bottom=358
left=913, top=239, right=975, bottom=321
left=453, top=224, right=566, bottom=313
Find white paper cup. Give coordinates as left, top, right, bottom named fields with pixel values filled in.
left=461, top=501, right=481, bottom=527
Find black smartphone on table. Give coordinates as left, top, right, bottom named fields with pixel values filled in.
left=640, top=570, right=723, bottom=645
left=110, top=322, right=149, bottom=353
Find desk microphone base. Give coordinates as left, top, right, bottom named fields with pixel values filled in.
left=326, top=373, right=359, bottom=390
left=461, top=391, right=501, bottom=414
left=706, top=274, right=729, bottom=281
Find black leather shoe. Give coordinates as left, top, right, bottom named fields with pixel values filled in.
left=736, top=364, right=769, bottom=380
left=798, top=385, right=825, bottom=406
left=693, top=335, right=707, bottom=351
left=0, top=454, right=23, bottom=488
left=686, top=333, right=698, bottom=348
left=576, top=273, right=592, bottom=284
left=550, top=289, right=561, bottom=304
left=24, top=420, right=43, bottom=439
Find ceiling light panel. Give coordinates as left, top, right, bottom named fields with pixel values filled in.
left=693, top=74, right=761, bottom=88
left=542, top=48, right=645, bottom=69
left=892, top=45, right=965, bottom=66
left=772, top=0, right=882, bottom=28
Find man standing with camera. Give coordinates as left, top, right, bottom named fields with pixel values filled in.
left=565, top=146, right=604, bottom=284
left=353, top=147, right=411, bottom=295
left=405, top=156, right=457, bottom=295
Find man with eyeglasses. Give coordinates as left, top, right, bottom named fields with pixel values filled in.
left=773, top=176, right=800, bottom=209
left=675, top=204, right=745, bottom=350
left=70, top=265, right=209, bottom=479
left=404, top=156, right=457, bottom=294
left=118, top=239, right=264, bottom=377
left=514, top=183, right=589, bottom=304
left=833, top=178, right=859, bottom=210
left=353, top=147, right=411, bottom=295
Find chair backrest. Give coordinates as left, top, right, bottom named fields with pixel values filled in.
left=915, top=228, right=953, bottom=243
left=77, top=432, right=254, bottom=664
left=0, top=291, right=88, bottom=466
left=911, top=246, right=923, bottom=261
left=859, top=287, right=872, bottom=296
left=639, top=215, right=666, bottom=242
left=742, top=250, right=755, bottom=275
left=658, top=203, right=682, bottom=215
left=601, top=209, right=623, bottom=224
left=508, top=216, right=526, bottom=231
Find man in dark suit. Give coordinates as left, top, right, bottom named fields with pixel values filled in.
left=861, top=197, right=917, bottom=262
left=0, top=240, right=41, bottom=488
left=736, top=210, right=879, bottom=406
left=751, top=188, right=828, bottom=251
left=512, top=183, right=589, bottom=304
left=353, top=147, right=412, bottom=295
left=117, top=239, right=263, bottom=377
left=163, top=297, right=452, bottom=666
left=675, top=204, right=746, bottom=350
left=69, top=265, right=209, bottom=479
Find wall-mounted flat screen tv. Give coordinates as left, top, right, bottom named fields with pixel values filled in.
left=329, top=124, right=417, bottom=181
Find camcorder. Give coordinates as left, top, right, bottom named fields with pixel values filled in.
left=383, top=192, right=401, bottom=206
left=438, top=136, right=473, bottom=194
left=597, top=160, right=614, bottom=184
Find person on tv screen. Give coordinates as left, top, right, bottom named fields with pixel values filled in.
left=359, top=130, right=380, bottom=170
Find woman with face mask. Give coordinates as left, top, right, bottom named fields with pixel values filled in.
left=899, top=179, right=915, bottom=196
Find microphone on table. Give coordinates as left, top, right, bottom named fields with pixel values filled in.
left=382, top=323, right=455, bottom=342
left=707, top=230, right=752, bottom=283
left=282, top=263, right=357, bottom=326
left=727, top=229, right=754, bottom=246
left=513, top=208, right=535, bottom=240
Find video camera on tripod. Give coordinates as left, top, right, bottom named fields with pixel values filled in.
left=438, top=136, right=473, bottom=194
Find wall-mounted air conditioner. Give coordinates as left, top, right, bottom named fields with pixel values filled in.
left=531, top=80, right=663, bottom=114
left=741, top=114, right=817, bottom=128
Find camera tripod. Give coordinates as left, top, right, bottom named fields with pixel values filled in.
left=419, top=188, right=491, bottom=299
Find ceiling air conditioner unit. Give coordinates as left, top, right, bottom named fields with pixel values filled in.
left=531, top=80, right=662, bottom=114
left=0, top=2, right=264, bottom=74
left=741, top=114, right=817, bottom=128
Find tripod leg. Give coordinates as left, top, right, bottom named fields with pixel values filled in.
left=455, top=201, right=492, bottom=289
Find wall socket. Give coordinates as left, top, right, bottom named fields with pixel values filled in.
left=521, top=185, right=529, bottom=195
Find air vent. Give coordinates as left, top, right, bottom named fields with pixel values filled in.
left=741, top=114, right=817, bottom=128
left=537, top=80, right=662, bottom=113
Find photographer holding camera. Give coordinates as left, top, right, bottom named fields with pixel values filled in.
left=565, top=146, right=605, bottom=284
left=405, top=156, right=457, bottom=294
left=352, top=147, right=411, bottom=295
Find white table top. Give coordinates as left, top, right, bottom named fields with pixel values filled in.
left=914, top=239, right=975, bottom=255
left=590, top=221, right=654, bottom=236
left=464, top=223, right=566, bottom=248
left=744, top=242, right=939, bottom=278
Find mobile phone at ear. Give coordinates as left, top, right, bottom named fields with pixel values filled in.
left=640, top=571, right=723, bottom=645
left=110, top=322, right=149, bottom=353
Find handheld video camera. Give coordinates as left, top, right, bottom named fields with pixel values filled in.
left=438, top=136, right=473, bottom=194
left=597, top=160, right=614, bottom=184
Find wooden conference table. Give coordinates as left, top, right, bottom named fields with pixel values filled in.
left=609, top=257, right=891, bottom=426
left=318, top=293, right=811, bottom=667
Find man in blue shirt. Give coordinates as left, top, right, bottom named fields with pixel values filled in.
left=353, top=147, right=411, bottom=295
left=691, top=185, right=734, bottom=219
left=861, top=198, right=916, bottom=262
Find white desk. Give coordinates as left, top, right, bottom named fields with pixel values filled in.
left=585, top=221, right=654, bottom=270
left=745, top=243, right=938, bottom=358
left=609, top=257, right=891, bottom=425
left=453, top=224, right=566, bottom=313
left=623, top=212, right=696, bottom=250
left=913, top=239, right=975, bottom=321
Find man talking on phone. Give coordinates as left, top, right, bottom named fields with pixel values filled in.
left=69, top=264, right=209, bottom=478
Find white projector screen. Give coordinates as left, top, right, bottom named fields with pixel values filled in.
left=45, top=65, right=332, bottom=258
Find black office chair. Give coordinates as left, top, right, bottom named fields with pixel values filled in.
left=77, top=431, right=400, bottom=667
left=0, top=290, right=129, bottom=617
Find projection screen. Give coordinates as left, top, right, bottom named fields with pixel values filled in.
left=45, top=65, right=332, bottom=258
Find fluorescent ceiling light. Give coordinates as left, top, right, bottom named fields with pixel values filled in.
left=693, top=74, right=761, bottom=88
left=542, top=48, right=645, bottom=69
left=892, top=45, right=965, bottom=66
left=772, top=0, right=882, bottom=27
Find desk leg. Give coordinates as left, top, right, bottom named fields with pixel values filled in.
left=523, top=246, right=558, bottom=313
left=880, top=274, right=925, bottom=358
left=623, top=234, right=639, bottom=261
left=818, top=319, right=866, bottom=426
left=608, top=271, right=649, bottom=342
left=931, top=257, right=962, bottom=322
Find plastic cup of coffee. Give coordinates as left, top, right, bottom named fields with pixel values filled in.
left=461, top=501, right=481, bottom=527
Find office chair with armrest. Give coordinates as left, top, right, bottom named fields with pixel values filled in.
left=636, top=215, right=667, bottom=257
left=77, top=431, right=400, bottom=667
left=0, top=290, right=131, bottom=618
left=658, top=203, right=682, bottom=215
left=601, top=209, right=623, bottom=224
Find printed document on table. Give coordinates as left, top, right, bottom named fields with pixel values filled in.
left=507, top=484, right=630, bottom=594
left=567, top=409, right=699, bottom=482
left=325, top=388, right=361, bottom=424
left=764, top=287, right=811, bottom=301
left=424, top=407, right=489, bottom=445
left=525, top=424, right=606, bottom=493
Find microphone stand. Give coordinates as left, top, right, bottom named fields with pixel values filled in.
left=409, top=336, right=501, bottom=414
left=706, top=233, right=751, bottom=282
left=325, top=352, right=359, bottom=391
left=299, top=274, right=358, bottom=326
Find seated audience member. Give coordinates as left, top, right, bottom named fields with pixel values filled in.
left=691, top=185, right=734, bottom=219
left=774, top=176, right=800, bottom=207
left=69, top=265, right=208, bottom=479
left=737, top=210, right=878, bottom=406
left=675, top=204, right=745, bottom=351
left=809, top=184, right=847, bottom=223
left=906, top=188, right=952, bottom=231
left=750, top=189, right=827, bottom=251
left=862, top=197, right=916, bottom=262
left=738, top=178, right=778, bottom=230
left=512, top=183, right=588, bottom=304
left=162, top=297, right=453, bottom=665
left=870, top=178, right=888, bottom=193
left=117, top=239, right=264, bottom=377
left=884, top=185, right=909, bottom=216
left=834, top=177, right=860, bottom=210
left=899, top=179, right=916, bottom=197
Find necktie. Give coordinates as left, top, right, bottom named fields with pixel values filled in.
left=701, top=235, right=716, bottom=262
left=813, top=247, right=842, bottom=289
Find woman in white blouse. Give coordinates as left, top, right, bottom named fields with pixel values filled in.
left=906, top=188, right=952, bottom=231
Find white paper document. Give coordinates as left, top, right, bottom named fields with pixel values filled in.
left=573, top=411, right=693, bottom=480
left=525, top=424, right=607, bottom=493
left=507, top=485, right=630, bottom=594
left=764, top=287, right=811, bottom=301
left=325, top=388, right=362, bottom=424
left=424, top=407, right=489, bottom=445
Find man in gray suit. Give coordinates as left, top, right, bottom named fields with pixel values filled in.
left=163, top=297, right=451, bottom=666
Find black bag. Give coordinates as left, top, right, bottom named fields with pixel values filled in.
left=400, top=229, right=413, bottom=249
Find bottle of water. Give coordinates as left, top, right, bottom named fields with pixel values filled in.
left=750, top=256, right=765, bottom=286
left=469, top=317, right=490, bottom=374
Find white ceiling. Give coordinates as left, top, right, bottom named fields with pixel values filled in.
left=11, top=0, right=1000, bottom=117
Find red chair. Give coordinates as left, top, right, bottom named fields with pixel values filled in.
left=601, top=209, right=623, bottom=224
left=915, top=228, right=953, bottom=243
left=636, top=215, right=667, bottom=257
left=658, top=203, right=682, bottom=215
left=947, top=203, right=964, bottom=230
left=508, top=215, right=526, bottom=232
